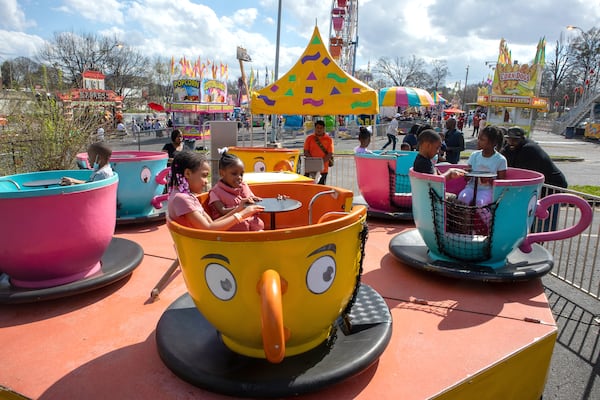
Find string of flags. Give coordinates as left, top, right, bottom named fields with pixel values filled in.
left=170, top=56, right=229, bottom=80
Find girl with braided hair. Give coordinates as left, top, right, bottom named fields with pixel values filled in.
left=167, top=151, right=263, bottom=230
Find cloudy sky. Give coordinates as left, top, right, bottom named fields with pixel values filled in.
left=1, top=0, right=599, bottom=90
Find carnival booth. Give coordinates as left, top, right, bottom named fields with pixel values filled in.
left=477, top=38, right=548, bottom=134
left=167, top=61, right=234, bottom=147
left=251, top=25, right=378, bottom=184
left=55, top=70, right=123, bottom=124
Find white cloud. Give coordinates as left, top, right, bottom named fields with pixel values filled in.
left=61, top=0, right=125, bottom=25
left=3, top=0, right=600, bottom=89
left=0, top=0, right=35, bottom=31
left=0, top=30, right=46, bottom=58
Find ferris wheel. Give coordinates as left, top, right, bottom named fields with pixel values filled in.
left=328, top=0, right=359, bottom=76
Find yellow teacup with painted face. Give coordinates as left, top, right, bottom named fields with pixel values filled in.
left=227, top=146, right=300, bottom=172
left=167, top=183, right=367, bottom=363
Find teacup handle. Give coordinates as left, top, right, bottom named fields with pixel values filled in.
left=519, top=193, right=593, bottom=253
left=155, top=167, right=170, bottom=185
left=151, top=194, right=168, bottom=210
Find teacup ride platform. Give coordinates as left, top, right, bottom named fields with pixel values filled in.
left=155, top=182, right=393, bottom=397
left=77, top=151, right=170, bottom=225
left=355, top=150, right=417, bottom=220
left=0, top=171, right=143, bottom=304
left=390, top=166, right=593, bottom=282
left=0, top=204, right=563, bottom=400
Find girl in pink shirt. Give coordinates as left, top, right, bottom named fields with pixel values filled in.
left=167, top=151, right=263, bottom=230
left=208, top=149, right=264, bottom=231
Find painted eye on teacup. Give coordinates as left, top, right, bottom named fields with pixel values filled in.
left=306, top=256, right=336, bottom=294
left=140, top=167, right=152, bottom=183
left=205, top=263, right=237, bottom=301
left=253, top=161, right=267, bottom=172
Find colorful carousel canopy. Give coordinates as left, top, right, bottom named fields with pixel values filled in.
left=379, top=87, right=435, bottom=108
left=432, top=91, right=447, bottom=104
left=250, top=26, right=378, bottom=116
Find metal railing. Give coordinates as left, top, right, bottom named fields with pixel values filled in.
left=552, top=89, right=600, bottom=134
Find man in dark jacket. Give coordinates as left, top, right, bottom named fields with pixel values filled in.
left=501, top=127, right=567, bottom=189
left=501, top=126, right=568, bottom=231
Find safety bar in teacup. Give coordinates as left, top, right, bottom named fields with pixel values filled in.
left=519, top=193, right=593, bottom=253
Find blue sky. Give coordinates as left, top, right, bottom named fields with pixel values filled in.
left=1, top=0, right=599, bottom=90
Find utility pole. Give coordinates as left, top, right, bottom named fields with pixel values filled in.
left=270, top=0, right=282, bottom=145
left=462, top=65, right=469, bottom=111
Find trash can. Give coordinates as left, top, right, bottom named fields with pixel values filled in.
left=565, top=126, right=575, bottom=139
left=575, top=127, right=585, bottom=136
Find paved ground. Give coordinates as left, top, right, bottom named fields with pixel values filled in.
left=111, top=125, right=600, bottom=400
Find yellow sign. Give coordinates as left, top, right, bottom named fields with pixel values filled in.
left=491, top=38, right=546, bottom=97
left=476, top=95, right=548, bottom=110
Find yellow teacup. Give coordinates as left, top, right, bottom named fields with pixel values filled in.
left=167, top=183, right=367, bottom=363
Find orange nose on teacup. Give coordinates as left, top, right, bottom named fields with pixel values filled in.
left=257, top=269, right=290, bottom=363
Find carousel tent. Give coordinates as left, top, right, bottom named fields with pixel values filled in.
left=250, top=26, right=378, bottom=116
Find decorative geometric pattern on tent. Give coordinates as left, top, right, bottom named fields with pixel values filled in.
left=251, top=26, right=378, bottom=116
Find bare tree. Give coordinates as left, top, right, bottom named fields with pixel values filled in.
left=104, top=44, right=149, bottom=99
left=541, top=33, right=573, bottom=106
left=37, top=31, right=148, bottom=95
left=568, top=27, right=600, bottom=90
left=430, top=59, right=449, bottom=92
left=375, top=55, right=432, bottom=88
left=144, top=56, right=173, bottom=105
left=38, top=32, right=100, bottom=86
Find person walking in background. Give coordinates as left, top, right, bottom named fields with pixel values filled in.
left=457, top=114, right=465, bottom=131
left=382, top=113, right=400, bottom=150
left=96, top=126, right=105, bottom=142
left=472, top=112, right=481, bottom=137
left=444, top=118, right=465, bottom=164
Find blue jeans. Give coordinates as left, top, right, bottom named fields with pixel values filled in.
left=382, top=133, right=397, bottom=150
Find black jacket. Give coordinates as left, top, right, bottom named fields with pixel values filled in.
left=501, top=138, right=567, bottom=188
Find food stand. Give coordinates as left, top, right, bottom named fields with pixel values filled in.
left=55, top=70, right=123, bottom=122
left=477, top=38, right=548, bottom=134
left=166, top=58, right=234, bottom=146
